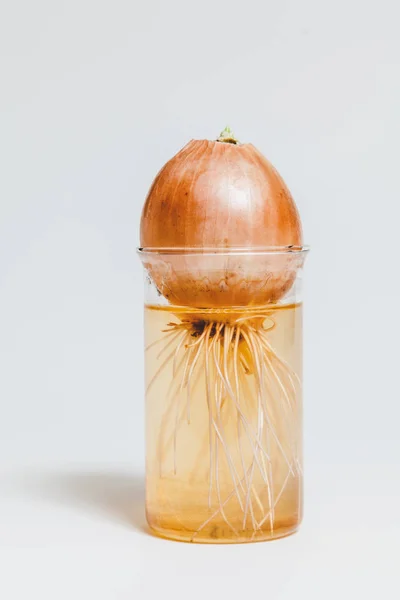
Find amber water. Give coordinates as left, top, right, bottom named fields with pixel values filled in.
left=144, top=303, right=303, bottom=543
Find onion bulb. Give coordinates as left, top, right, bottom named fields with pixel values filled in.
left=140, top=128, right=303, bottom=307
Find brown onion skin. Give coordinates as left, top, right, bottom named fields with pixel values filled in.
left=140, top=139, right=303, bottom=307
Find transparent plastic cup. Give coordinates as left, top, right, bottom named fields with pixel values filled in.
left=138, top=246, right=309, bottom=543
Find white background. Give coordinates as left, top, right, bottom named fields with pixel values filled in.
left=1, top=0, right=399, bottom=598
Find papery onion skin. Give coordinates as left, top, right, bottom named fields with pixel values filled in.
left=140, top=138, right=303, bottom=307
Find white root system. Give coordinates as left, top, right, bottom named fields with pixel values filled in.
left=146, top=313, right=301, bottom=540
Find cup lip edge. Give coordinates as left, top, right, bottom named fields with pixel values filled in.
left=137, top=245, right=310, bottom=257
